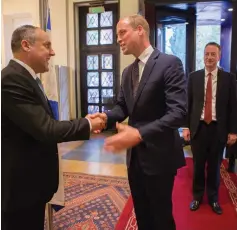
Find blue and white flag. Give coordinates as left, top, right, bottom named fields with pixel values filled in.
left=41, top=5, right=65, bottom=211
left=41, top=7, right=59, bottom=120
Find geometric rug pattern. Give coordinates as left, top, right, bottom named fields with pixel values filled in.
left=51, top=173, right=130, bottom=229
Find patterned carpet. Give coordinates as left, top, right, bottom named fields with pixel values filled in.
left=50, top=172, right=130, bottom=229
left=115, top=158, right=237, bottom=230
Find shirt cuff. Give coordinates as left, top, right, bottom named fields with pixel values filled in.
left=137, top=129, right=143, bottom=141
left=85, top=117, right=92, bottom=131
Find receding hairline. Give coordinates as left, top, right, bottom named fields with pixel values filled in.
left=118, top=15, right=150, bottom=36
left=11, top=26, right=47, bottom=53
left=204, top=42, right=221, bottom=52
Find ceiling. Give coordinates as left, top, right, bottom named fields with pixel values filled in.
left=157, top=1, right=233, bottom=25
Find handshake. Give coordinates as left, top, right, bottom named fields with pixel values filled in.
left=86, top=113, right=142, bottom=152
left=86, top=112, right=107, bottom=132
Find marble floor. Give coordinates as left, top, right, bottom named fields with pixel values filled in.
left=58, top=131, right=193, bottom=178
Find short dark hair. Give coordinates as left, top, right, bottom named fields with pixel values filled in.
left=11, top=25, right=38, bottom=53
left=205, top=42, right=221, bottom=52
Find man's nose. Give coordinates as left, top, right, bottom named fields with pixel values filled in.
left=117, top=37, right=122, bottom=44
left=50, top=49, right=55, bottom=56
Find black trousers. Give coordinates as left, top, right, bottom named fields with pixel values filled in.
left=191, top=121, right=225, bottom=203
left=226, top=142, right=237, bottom=159
left=128, top=153, right=176, bottom=230
left=2, top=202, right=46, bottom=230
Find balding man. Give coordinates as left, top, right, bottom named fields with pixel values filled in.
left=92, top=15, right=187, bottom=230
left=1, top=25, right=104, bottom=230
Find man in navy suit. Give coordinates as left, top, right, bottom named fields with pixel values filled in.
left=183, top=42, right=237, bottom=214
left=93, top=15, right=187, bottom=229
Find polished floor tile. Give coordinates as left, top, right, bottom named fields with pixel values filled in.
left=59, top=132, right=193, bottom=178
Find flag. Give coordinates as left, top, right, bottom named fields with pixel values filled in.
left=41, top=7, right=59, bottom=120
left=41, top=4, right=65, bottom=211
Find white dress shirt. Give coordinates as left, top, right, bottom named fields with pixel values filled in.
left=137, top=45, right=154, bottom=81
left=200, top=68, right=218, bottom=121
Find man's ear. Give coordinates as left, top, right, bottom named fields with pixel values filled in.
left=218, top=51, right=221, bottom=61
left=21, top=40, right=31, bottom=52
left=137, top=25, right=143, bottom=35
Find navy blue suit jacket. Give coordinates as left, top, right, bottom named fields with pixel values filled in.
left=107, top=49, right=187, bottom=175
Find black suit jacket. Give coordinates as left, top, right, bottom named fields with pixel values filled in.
left=2, top=60, right=90, bottom=212
left=187, top=69, right=237, bottom=141
left=107, top=49, right=187, bottom=175
left=226, top=80, right=237, bottom=158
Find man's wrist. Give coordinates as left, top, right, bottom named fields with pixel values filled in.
left=135, top=128, right=143, bottom=141
left=102, top=113, right=108, bottom=129
left=85, top=117, right=92, bottom=131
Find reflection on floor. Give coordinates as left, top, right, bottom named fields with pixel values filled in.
left=59, top=132, right=193, bottom=178
left=63, top=132, right=126, bottom=164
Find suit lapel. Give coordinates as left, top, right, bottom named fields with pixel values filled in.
left=28, top=77, right=53, bottom=116
left=216, top=69, right=223, bottom=114
left=124, top=64, right=135, bottom=110
left=199, top=69, right=205, bottom=105
left=132, top=49, right=159, bottom=112
left=9, top=60, right=53, bottom=116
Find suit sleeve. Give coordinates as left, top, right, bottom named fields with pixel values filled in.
left=2, top=74, right=90, bottom=143
left=185, top=73, right=193, bottom=128
left=138, top=57, right=187, bottom=144
left=228, top=75, right=237, bottom=134
left=105, top=69, right=129, bottom=128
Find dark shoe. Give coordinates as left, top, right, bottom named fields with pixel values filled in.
left=210, top=202, right=222, bottom=215
left=227, top=160, right=235, bottom=173
left=190, top=200, right=201, bottom=211
left=228, top=164, right=235, bottom=173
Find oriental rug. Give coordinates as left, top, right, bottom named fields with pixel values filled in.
left=48, top=173, right=130, bottom=229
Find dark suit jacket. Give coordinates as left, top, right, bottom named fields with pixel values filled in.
left=186, top=69, right=237, bottom=142
left=2, top=60, right=90, bottom=212
left=106, top=49, right=187, bottom=175
left=226, top=80, right=237, bottom=158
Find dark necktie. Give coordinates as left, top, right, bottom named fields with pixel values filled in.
left=132, top=58, right=140, bottom=98
left=36, top=77, right=47, bottom=100
left=204, top=73, right=212, bottom=124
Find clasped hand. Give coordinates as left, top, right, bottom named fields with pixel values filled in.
left=86, top=113, right=107, bottom=132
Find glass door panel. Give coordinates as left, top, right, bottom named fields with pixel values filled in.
left=158, top=23, right=187, bottom=71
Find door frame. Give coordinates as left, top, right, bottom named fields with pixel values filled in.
left=77, top=3, right=120, bottom=117
left=156, top=6, right=196, bottom=76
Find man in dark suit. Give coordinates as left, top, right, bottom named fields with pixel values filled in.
left=1, top=25, right=105, bottom=230
left=183, top=42, right=237, bottom=215
left=225, top=80, right=237, bottom=173
left=92, top=15, right=187, bottom=230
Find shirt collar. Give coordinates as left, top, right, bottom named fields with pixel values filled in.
left=138, top=45, right=154, bottom=64
left=205, top=68, right=218, bottom=77
left=12, top=58, right=37, bottom=80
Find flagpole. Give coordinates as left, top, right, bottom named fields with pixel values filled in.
left=45, top=0, right=54, bottom=222
left=46, top=203, right=54, bottom=230
left=39, top=1, right=54, bottom=229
